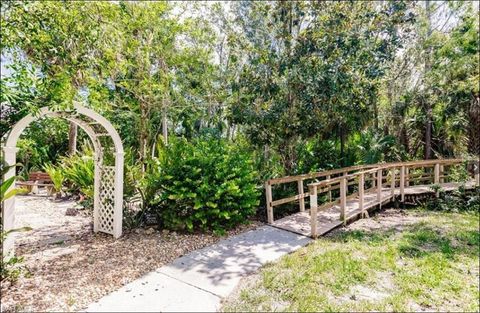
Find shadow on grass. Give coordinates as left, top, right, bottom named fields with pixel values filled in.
left=326, top=221, right=479, bottom=260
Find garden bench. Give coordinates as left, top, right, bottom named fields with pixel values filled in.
left=16, top=171, right=55, bottom=195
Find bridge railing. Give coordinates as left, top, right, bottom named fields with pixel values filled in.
left=265, top=158, right=479, bottom=237
left=265, top=163, right=380, bottom=224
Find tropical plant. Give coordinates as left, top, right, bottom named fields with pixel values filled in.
left=43, top=163, right=64, bottom=195
left=0, top=161, right=25, bottom=202
left=146, top=136, right=260, bottom=234
left=59, top=145, right=95, bottom=201
left=355, top=130, right=402, bottom=164
left=0, top=161, right=30, bottom=283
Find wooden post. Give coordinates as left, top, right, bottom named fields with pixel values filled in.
left=340, top=177, right=347, bottom=224
left=298, top=180, right=305, bottom=212
left=377, top=168, right=382, bottom=204
left=390, top=167, right=396, bottom=197
left=406, top=167, right=410, bottom=186
left=372, top=171, right=376, bottom=189
left=309, top=185, right=318, bottom=238
left=359, top=172, right=365, bottom=217
left=440, top=165, right=444, bottom=183
left=265, top=181, right=273, bottom=224
left=326, top=175, right=332, bottom=202
left=434, top=163, right=440, bottom=184
left=434, top=163, right=440, bottom=197
left=400, top=166, right=405, bottom=202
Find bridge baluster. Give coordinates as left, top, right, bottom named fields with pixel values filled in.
left=298, top=180, right=305, bottom=212
left=359, top=172, right=365, bottom=218
left=377, top=169, right=383, bottom=205
left=309, top=185, right=318, bottom=238
left=390, top=167, right=396, bottom=197
left=340, top=177, right=347, bottom=224
left=400, top=166, right=405, bottom=202
left=265, top=182, right=273, bottom=224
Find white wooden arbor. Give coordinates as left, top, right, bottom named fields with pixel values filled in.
left=2, top=104, right=124, bottom=256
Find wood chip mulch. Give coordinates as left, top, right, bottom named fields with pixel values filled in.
left=1, top=195, right=262, bottom=312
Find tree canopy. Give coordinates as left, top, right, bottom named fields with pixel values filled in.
left=1, top=0, right=478, bottom=177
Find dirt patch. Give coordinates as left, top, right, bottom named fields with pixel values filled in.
left=339, top=208, right=422, bottom=233
left=1, top=195, right=262, bottom=312
left=338, top=271, right=395, bottom=304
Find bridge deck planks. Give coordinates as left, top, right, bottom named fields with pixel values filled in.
left=271, top=181, right=476, bottom=237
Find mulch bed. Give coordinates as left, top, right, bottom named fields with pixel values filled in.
left=1, top=196, right=262, bottom=312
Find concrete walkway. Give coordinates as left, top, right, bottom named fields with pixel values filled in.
left=85, top=226, right=311, bottom=312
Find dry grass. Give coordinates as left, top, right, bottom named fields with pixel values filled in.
left=222, top=209, right=479, bottom=312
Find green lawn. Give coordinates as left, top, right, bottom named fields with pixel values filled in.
left=222, top=209, right=479, bottom=312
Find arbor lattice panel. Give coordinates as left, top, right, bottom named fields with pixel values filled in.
left=98, top=165, right=116, bottom=234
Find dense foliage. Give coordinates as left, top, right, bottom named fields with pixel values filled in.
left=1, top=1, right=478, bottom=232
left=424, top=186, right=480, bottom=212
left=144, top=137, right=259, bottom=234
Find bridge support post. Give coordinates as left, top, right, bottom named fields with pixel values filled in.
left=359, top=173, right=365, bottom=218
left=390, top=167, right=396, bottom=197
left=377, top=169, right=382, bottom=206
left=309, top=185, right=318, bottom=238
left=326, top=175, right=332, bottom=202
left=298, top=180, right=305, bottom=212
left=400, top=166, right=405, bottom=203
left=405, top=167, right=410, bottom=186
left=265, top=182, right=273, bottom=224
left=340, top=177, right=347, bottom=224
left=434, top=163, right=440, bottom=197
left=440, top=165, right=444, bottom=183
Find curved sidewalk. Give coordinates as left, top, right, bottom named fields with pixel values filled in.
left=85, top=226, right=311, bottom=312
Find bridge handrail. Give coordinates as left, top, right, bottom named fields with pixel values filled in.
left=265, top=158, right=479, bottom=226
left=307, top=158, right=473, bottom=188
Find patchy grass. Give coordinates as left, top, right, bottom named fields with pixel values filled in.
left=222, top=209, right=479, bottom=312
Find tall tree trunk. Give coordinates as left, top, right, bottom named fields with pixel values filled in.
left=162, top=109, right=168, bottom=146
left=139, top=103, right=148, bottom=172
left=68, top=122, right=77, bottom=155
left=424, top=100, right=433, bottom=159
left=340, top=126, right=345, bottom=167
left=400, top=124, right=409, bottom=154
left=424, top=0, right=433, bottom=159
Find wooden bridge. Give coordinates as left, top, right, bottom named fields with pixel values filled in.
left=265, top=159, right=479, bottom=238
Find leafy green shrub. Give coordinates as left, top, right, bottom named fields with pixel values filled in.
left=147, top=137, right=260, bottom=234
left=16, top=138, right=46, bottom=178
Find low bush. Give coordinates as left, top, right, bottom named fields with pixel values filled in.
left=424, top=185, right=479, bottom=212
left=146, top=137, right=260, bottom=234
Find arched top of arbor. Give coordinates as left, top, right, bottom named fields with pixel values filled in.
left=4, top=103, right=124, bottom=155
left=2, top=103, right=124, bottom=257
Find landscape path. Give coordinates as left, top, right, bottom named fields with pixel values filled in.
left=85, top=226, right=311, bottom=312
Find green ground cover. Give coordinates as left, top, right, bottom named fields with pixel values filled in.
left=223, top=209, right=479, bottom=312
